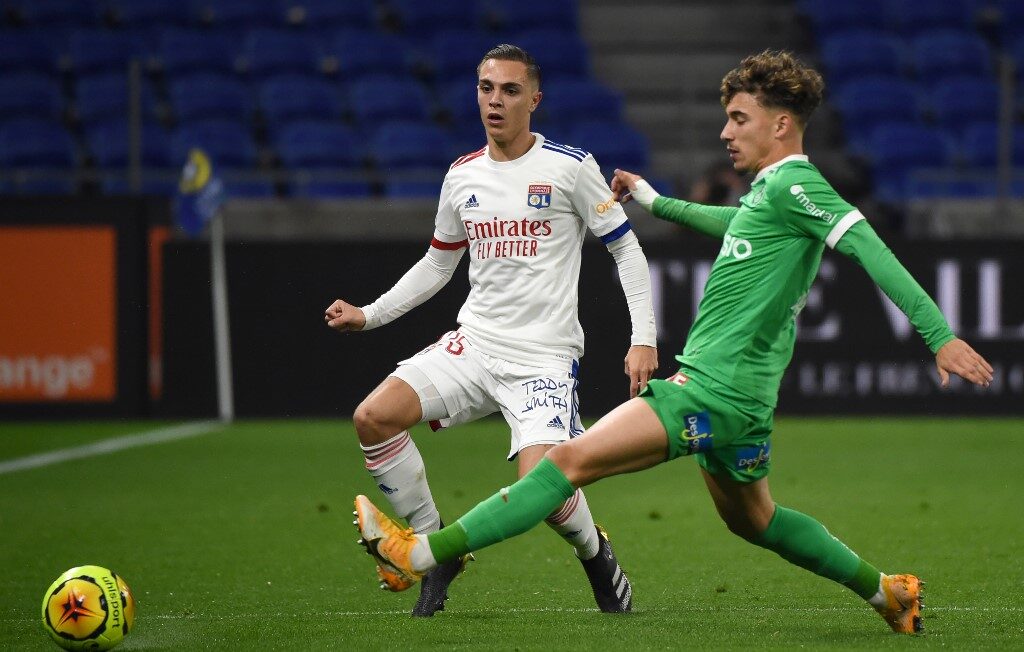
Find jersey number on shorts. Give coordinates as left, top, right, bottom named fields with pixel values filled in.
left=445, top=333, right=466, bottom=356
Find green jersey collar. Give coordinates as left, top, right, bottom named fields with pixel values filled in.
left=753, top=154, right=809, bottom=184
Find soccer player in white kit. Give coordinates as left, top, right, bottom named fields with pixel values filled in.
left=325, top=45, right=658, bottom=616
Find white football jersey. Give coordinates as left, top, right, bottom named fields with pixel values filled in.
left=431, top=133, right=633, bottom=366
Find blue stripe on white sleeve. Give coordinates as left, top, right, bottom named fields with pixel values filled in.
left=599, top=220, right=632, bottom=244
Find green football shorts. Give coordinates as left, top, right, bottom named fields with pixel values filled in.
left=640, top=367, right=774, bottom=483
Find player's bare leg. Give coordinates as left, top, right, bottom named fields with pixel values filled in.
left=701, top=470, right=922, bottom=633
left=353, top=376, right=422, bottom=446
left=355, top=399, right=668, bottom=599
left=546, top=398, right=669, bottom=486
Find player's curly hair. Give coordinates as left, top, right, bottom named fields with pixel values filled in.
left=478, top=44, right=541, bottom=88
left=720, top=50, right=824, bottom=126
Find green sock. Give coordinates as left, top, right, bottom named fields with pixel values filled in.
left=753, top=506, right=882, bottom=600
left=426, top=458, right=575, bottom=564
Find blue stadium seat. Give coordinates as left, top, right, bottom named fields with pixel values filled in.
left=170, top=73, right=253, bottom=123
left=999, top=0, right=1024, bottom=45
left=1010, top=36, right=1024, bottom=84
left=446, top=126, right=486, bottom=162
left=884, top=0, right=976, bottom=37
left=486, top=0, right=578, bottom=33
left=833, top=76, right=923, bottom=144
left=384, top=178, right=442, bottom=198
left=0, top=119, right=77, bottom=167
left=0, top=74, right=62, bottom=121
left=930, top=77, right=1000, bottom=129
left=242, top=29, right=323, bottom=78
left=436, top=79, right=480, bottom=123
left=275, top=120, right=363, bottom=168
left=75, top=73, right=161, bottom=126
left=329, top=31, right=414, bottom=79
left=428, top=30, right=495, bottom=81
left=190, top=0, right=283, bottom=28
left=866, top=122, right=956, bottom=198
left=371, top=122, right=451, bottom=170
left=279, top=0, right=378, bottom=31
left=172, top=120, right=258, bottom=167
left=349, top=75, right=430, bottom=123
left=512, top=29, right=589, bottom=78
left=390, top=0, right=481, bottom=34
left=158, top=30, right=238, bottom=75
left=798, top=0, right=886, bottom=37
left=16, top=0, right=101, bottom=26
left=568, top=121, right=649, bottom=172
left=533, top=118, right=572, bottom=146
left=961, top=122, right=1024, bottom=166
left=108, top=0, right=188, bottom=27
left=535, top=79, right=623, bottom=126
left=0, top=32, right=60, bottom=74
left=904, top=169, right=995, bottom=198
left=85, top=122, right=172, bottom=168
left=820, top=30, right=904, bottom=86
left=259, top=76, right=345, bottom=127
left=67, top=29, right=147, bottom=75
left=910, top=30, right=992, bottom=80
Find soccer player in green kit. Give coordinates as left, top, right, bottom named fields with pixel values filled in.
left=352, top=50, right=994, bottom=634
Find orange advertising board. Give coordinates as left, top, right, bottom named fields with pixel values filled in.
left=0, top=226, right=117, bottom=402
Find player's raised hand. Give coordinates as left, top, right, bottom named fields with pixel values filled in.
left=611, top=168, right=643, bottom=204
left=324, top=298, right=366, bottom=332
left=624, top=345, right=659, bottom=398
left=935, top=338, right=993, bottom=388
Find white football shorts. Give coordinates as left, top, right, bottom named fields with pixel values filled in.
left=390, top=330, right=585, bottom=459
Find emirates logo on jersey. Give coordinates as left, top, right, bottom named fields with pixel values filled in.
left=462, top=216, right=554, bottom=259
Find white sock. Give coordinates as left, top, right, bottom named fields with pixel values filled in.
left=867, top=574, right=888, bottom=607
left=410, top=534, right=437, bottom=573
left=545, top=489, right=601, bottom=560
left=361, top=431, right=441, bottom=533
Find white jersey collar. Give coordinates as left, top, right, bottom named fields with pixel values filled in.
left=485, top=133, right=544, bottom=170
left=753, top=154, right=809, bottom=183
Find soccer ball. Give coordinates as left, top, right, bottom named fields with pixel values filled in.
left=41, top=566, right=136, bottom=651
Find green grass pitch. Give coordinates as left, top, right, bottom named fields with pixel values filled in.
left=1, top=417, right=1022, bottom=650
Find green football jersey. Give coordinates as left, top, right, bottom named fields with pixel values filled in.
left=678, top=155, right=865, bottom=407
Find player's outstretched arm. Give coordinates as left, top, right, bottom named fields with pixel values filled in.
left=610, top=168, right=736, bottom=238
left=935, top=338, right=993, bottom=388
left=324, top=299, right=366, bottom=332
left=324, top=245, right=465, bottom=334
left=833, top=220, right=994, bottom=388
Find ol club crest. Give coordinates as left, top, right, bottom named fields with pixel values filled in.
left=527, top=184, right=552, bottom=209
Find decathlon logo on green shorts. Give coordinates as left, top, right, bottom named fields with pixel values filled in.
left=735, top=442, right=771, bottom=472
left=681, top=411, right=714, bottom=453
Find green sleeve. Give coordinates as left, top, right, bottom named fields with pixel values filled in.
left=835, top=220, right=956, bottom=353
left=651, top=196, right=737, bottom=239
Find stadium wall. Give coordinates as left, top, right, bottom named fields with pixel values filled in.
left=158, top=239, right=1024, bottom=418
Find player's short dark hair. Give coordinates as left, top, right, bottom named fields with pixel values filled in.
left=720, top=50, right=824, bottom=126
left=478, top=44, right=541, bottom=88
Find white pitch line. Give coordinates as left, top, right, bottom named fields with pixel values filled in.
left=1, top=605, right=1021, bottom=625
left=135, top=605, right=1024, bottom=620
left=0, top=421, right=223, bottom=476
